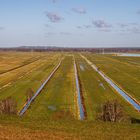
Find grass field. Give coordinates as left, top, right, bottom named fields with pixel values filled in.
left=0, top=51, right=140, bottom=140
left=0, top=52, right=62, bottom=110
left=0, top=52, right=42, bottom=74
left=0, top=119, right=140, bottom=140
left=25, top=55, right=78, bottom=120
left=83, top=53, right=140, bottom=102
left=75, top=54, right=140, bottom=120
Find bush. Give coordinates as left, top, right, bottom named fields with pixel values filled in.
left=96, top=100, right=128, bottom=122
left=0, top=96, right=17, bottom=115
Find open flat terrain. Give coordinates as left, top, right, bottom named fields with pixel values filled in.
left=83, top=53, right=140, bottom=102
left=0, top=51, right=140, bottom=140
left=75, top=54, right=140, bottom=120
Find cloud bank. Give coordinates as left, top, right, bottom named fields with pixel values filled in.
left=72, top=7, right=86, bottom=14
left=46, top=12, right=63, bottom=23
left=92, top=20, right=112, bottom=28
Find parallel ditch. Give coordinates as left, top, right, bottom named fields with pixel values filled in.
left=74, top=59, right=86, bottom=120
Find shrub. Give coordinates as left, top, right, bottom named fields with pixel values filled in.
left=96, top=100, right=128, bottom=122
left=0, top=96, right=17, bottom=115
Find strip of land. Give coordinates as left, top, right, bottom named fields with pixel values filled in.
left=25, top=55, right=78, bottom=120
left=81, top=54, right=140, bottom=111
left=19, top=59, right=62, bottom=116
left=75, top=54, right=140, bottom=120
left=83, top=53, right=140, bottom=102
left=0, top=53, right=62, bottom=111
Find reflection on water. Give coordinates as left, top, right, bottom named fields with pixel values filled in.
left=118, top=53, right=140, bottom=57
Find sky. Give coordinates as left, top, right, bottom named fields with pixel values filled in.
left=0, top=0, right=140, bottom=48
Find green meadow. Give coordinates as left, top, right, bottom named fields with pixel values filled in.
left=0, top=51, right=140, bottom=140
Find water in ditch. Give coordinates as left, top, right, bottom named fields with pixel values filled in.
left=74, top=62, right=85, bottom=120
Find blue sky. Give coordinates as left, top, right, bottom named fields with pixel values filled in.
left=0, top=0, right=140, bottom=48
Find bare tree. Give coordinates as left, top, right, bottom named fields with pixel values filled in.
left=97, top=100, right=127, bottom=122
